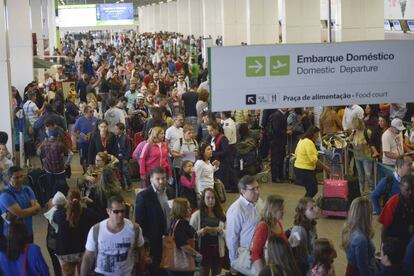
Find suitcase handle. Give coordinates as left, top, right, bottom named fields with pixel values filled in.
left=329, top=173, right=342, bottom=180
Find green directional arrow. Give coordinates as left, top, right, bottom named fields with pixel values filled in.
left=270, top=55, right=290, bottom=76
left=246, top=56, right=266, bottom=77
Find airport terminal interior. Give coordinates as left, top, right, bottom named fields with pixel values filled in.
left=1, top=0, right=414, bottom=275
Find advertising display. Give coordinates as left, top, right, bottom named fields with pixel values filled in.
left=96, top=3, right=134, bottom=26
left=58, top=4, right=96, bottom=27
left=58, top=3, right=134, bottom=27
left=208, top=41, right=414, bottom=111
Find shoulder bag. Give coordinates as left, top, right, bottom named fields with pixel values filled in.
left=160, top=219, right=196, bottom=272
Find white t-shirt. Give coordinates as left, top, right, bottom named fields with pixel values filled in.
left=23, top=100, right=39, bottom=126
left=342, top=105, right=364, bottom=131
left=194, top=160, right=217, bottom=194
left=223, top=118, right=237, bottom=145
left=104, top=107, right=126, bottom=133
left=165, top=126, right=183, bottom=151
left=85, top=219, right=144, bottom=276
left=382, top=129, right=404, bottom=165
left=405, top=129, right=414, bottom=144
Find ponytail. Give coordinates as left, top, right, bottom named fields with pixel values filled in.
left=66, top=189, right=82, bottom=227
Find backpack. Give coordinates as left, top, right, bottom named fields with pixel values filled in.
left=379, top=174, right=394, bottom=207
left=132, top=140, right=153, bottom=161
left=214, top=178, right=226, bottom=203
left=92, top=220, right=142, bottom=271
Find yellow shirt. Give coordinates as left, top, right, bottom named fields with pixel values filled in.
left=294, top=138, right=318, bottom=170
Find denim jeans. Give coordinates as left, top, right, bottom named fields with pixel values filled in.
left=118, top=161, right=132, bottom=189
left=354, top=159, right=373, bottom=192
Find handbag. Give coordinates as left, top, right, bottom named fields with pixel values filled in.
left=160, top=220, right=196, bottom=272
left=233, top=247, right=256, bottom=276
left=234, top=222, right=271, bottom=276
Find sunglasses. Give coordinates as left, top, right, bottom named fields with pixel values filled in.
left=111, top=209, right=125, bottom=214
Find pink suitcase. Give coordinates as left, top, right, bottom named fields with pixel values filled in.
left=323, top=174, right=349, bottom=199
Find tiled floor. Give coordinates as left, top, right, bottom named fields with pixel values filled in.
left=31, top=156, right=382, bottom=275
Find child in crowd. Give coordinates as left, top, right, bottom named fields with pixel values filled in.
left=114, top=123, right=132, bottom=191
left=374, top=237, right=409, bottom=276
left=0, top=144, right=13, bottom=186
left=289, top=197, right=319, bottom=275
left=311, top=238, right=337, bottom=276
left=67, top=82, right=77, bottom=101
left=179, top=160, right=197, bottom=210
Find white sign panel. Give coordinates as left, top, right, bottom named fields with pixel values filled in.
left=208, top=41, right=414, bottom=111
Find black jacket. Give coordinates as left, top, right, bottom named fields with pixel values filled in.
left=52, top=207, right=97, bottom=255
left=268, top=110, right=289, bottom=148
left=87, top=131, right=117, bottom=165
left=135, top=186, right=167, bottom=265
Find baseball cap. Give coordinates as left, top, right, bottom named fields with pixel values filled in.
left=391, top=118, right=405, bottom=131
left=52, top=191, right=67, bottom=206
left=137, top=93, right=145, bottom=100
left=48, top=127, right=59, bottom=138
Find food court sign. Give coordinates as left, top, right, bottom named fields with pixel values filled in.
left=208, top=40, right=414, bottom=111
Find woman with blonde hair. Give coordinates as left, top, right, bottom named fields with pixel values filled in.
left=341, top=197, right=377, bottom=276
left=85, top=168, right=123, bottom=220
left=166, top=198, right=201, bottom=276
left=251, top=195, right=287, bottom=273
left=139, top=126, right=172, bottom=185
left=319, top=106, right=342, bottom=135
left=349, top=117, right=374, bottom=193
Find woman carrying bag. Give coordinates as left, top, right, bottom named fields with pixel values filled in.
left=161, top=198, right=202, bottom=276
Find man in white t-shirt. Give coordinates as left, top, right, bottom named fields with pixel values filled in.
left=165, top=114, right=184, bottom=151
left=23, top=92, right=45, bottom=127
left=81, top=195, right=145, bottom=276
left=382, top=118, right=406, bottom=165
left=342, top=104, right=364, bottom=131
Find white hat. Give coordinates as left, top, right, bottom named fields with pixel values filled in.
left=136, top=93, right=145, bottom=100
left=391, top=118, right=405, bottom=131
left=52, top=191, right=67, bottom=206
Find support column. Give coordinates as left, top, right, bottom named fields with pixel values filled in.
left=31, top=0, right=45, bottom=57
left=46, top=0, right=57, bottom=52
left=138, top=7, right=144, bottom=33
left=154, top=4, right=162, bottom=32
left=336, top=0, right=384, bottom=42
left=177, top=0, right=190, bottom=36
left=202, top=0, right=223, bottom=40
left=145, top=5, right=156, bottom=33
left=281, top=0, right=320, bottom=43
left=188, top=0, right=203, bottom=38
left=159, top=3, right=168, bottom=32
left=221, top=0, right=248, bottom=46
left=7, top=0, right=34, bottom=94
left=0, top=0, right=16, bottom=152
left=247, top=0, right=279, bottom=45
left=167, top=1, right=178, bottom=33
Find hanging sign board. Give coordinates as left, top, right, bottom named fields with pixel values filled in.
left=208, top=41, right=414, bottom=111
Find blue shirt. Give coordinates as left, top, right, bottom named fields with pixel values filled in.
left=74, top=116, right=97, bottom=144
left=345, top=230, right=377, bottom=276
left=371, top=172, right=401, bottom=215
left=0, top=184, right=36, bottom=236
left=0, top=244, right=50, bottom=276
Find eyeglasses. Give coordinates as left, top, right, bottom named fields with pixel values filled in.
left=111, top=209, right=125, bottom=214
left=244, top=186, right=259, bottom=192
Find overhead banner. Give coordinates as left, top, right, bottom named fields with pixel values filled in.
left=208, top=41, right=414, bottom=111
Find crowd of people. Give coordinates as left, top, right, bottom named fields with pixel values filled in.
left=0, top=30, right=413, bottom=275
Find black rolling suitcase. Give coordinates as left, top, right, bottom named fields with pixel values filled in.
left=283, top=136, right=296, bottom=182
left=27, top=168, right=48, bottom=207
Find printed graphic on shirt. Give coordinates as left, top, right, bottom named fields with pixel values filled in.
left=97, top=238, right=132, bottom=273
